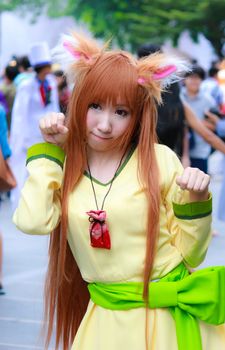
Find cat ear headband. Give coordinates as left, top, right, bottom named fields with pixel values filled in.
left=137, top=53, right=190, bottom=88
left=53, top=32, right=190, bottom=87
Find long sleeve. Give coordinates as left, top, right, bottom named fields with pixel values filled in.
left=0, top=106, right=11, bottom=159
left=159, top=146, right=212, bottom=267
left=13, top=143, right=65, bottom=235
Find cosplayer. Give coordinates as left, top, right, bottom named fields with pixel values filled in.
left=13, top=33, right=225, bottom=350
left=10, top=42, right=59, bottom=210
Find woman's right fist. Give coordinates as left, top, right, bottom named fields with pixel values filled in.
left=39, top=113, right=68, bottom=146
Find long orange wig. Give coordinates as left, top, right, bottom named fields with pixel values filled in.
left=44, top=33, right=187, bottom=349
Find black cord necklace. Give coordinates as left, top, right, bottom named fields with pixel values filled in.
left=86, top=150, right=127, bottom=250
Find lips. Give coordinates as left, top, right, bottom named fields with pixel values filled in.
left=91, top=133, right=112, bottom=140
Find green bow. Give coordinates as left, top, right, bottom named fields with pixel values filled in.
left=88, top=264, right=225, bottom=350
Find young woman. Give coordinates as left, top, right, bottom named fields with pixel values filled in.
left=13, top=34, right=225, bottom=350
left=204, top=111, right=225, bottom=222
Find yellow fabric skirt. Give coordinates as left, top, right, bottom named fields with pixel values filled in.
left=72, top=300, right=225, bottom=349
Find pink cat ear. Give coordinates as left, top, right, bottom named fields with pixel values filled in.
left=63, top=41, right=91, bottom=61
left=137, top=65, right=177, bottom=85
left=152, top=65, right=177, bottom=80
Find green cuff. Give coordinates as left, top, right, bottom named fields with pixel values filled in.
left=173, top=194, right=212, bottom=220
left=26, top=143, right=65, bottom=169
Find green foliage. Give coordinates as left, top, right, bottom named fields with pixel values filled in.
left=0, top=0, right=46, bottom=19
left=1, top=0, right=225, bottom=56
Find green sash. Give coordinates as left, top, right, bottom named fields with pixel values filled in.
left=88, top=264, right=225, bottom=350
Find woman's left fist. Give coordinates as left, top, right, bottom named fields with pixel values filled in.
left=176, top=167, right=210, bottom=201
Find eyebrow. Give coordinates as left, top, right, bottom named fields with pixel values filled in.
left=115, top=104, right=129, bottom=108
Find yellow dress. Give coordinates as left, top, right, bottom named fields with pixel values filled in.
left=13, top=143, right=225, bottom=350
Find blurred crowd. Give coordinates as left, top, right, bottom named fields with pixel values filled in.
left=0, top=42, right=71, bottom=295
left=1, top=40, right=225, bottom=295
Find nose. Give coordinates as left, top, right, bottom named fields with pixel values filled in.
left=97, top=111, right=112, bottom=133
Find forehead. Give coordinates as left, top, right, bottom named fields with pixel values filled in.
left=79, top=52, right=141, bottom=114
left=98, top=96, right=130, bottom=106
left=87, top=72, right=138, bottom=110
left=186, top=74, right=202, bottom=80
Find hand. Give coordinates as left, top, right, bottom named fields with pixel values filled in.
left=203, top=119, right=216, bottom=131
left=176, top=167, right=210, bottom=202
left=204, top=110, right=220, bottom=124
left=39, top=113, right=68, bottom=146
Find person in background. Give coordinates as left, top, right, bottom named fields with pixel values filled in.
left=156, top=82, right=190, bottom=166
left=181, top=66, right=216, bottom=173
left=201, top=66, right=224, bottom=112
left=14, top=55, right=32, bottom=88
left=204, top=111, right=225, bottom=222
left=0, top=62, right=19, bottom=130
left=137, top=43, right=190, bottom=167
left=0, top=91, right=9, bottom=116
left=10, top=42, right=60, bottom=210
left=53, top=69, right=70, bottom=114
left=137, top=43, right=225, bottom=165
left=0, top=104, right=12, bottom=295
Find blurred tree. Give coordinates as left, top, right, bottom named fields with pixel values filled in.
left=0, top=0, right=45, bottom=17
left=1, top=0, right=225, bottom=56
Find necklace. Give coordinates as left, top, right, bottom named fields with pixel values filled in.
left=86, top=150, right=127, bottom=250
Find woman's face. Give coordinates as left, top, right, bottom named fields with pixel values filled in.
left=86, top=101, right=132, bottom=152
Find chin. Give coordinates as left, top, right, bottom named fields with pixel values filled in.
left=87, top=141, right=109, bottom=152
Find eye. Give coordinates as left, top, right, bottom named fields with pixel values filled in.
left=89, top=103, right=102, bottom=110
left=115, top=108, right=129, bottom=117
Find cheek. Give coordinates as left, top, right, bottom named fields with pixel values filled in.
left=86, top=110, right=95, bottom=131
left=114, top=117, right=131, bottom=136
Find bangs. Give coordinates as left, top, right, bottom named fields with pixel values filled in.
left=80, top=52, right=140, bottom=112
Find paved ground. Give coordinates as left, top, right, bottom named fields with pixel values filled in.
left=0, top=153, right=224, bottom=350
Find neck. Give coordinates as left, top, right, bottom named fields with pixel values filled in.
left=186, top=90, right=199, bottom=98
left=87, top=146, right=128, bottom=164
left=86, top=146, right=129, bottom=183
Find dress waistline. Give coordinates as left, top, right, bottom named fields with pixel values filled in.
left=88, top=263, right=225, bottom=350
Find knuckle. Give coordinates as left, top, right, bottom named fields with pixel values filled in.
left=58, top=113, right=65, bottom=119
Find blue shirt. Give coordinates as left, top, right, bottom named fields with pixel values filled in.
left=180, top=88, right=215, bottom=159
left=216, top=119, right=225, bottom=137
left=0, top=105, right=11, bottom=159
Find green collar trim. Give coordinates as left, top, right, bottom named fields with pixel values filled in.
left=84, top=145, right=136, bottom=187
left=26, top=143, right=65, bottom=168
left=173, top=195, right=212, bottom=220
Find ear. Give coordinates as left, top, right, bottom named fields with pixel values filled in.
left=51, top=32, right=104, bottom=75
left=62, top=32, right=102, bottom=62
left=63, top=40, right=91, bottom=61
left=137, top=53, right=190, bottom=88
left=152, top=65, right=177, bottom=80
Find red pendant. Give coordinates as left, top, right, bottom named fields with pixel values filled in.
left=86, top=210, right=111, bottom=249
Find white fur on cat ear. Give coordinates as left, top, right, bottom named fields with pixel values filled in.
left=62, top=35, right=91, bottom=61
left=51, top=33, right=101, bottom=73
left=138, top=56, right=190, bottom=88
left=51, top=35, right=79, bottom=71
